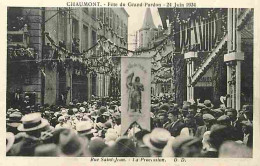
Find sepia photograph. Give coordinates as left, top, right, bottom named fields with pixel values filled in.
left=5, top=5, right=255, bottom=159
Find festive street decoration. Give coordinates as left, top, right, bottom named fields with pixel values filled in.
left=7, top=8, right=231, bottom=83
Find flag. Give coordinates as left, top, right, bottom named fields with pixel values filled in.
left=121, top=57, right=151, bottom=135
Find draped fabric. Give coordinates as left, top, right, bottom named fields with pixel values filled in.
left=174, top=9, right=224, bottom=53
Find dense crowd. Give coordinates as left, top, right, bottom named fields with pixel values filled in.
left=6, top=95, right=253, bottom=157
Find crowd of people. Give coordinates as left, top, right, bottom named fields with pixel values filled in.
left=6, top=95, right=253, bottom=157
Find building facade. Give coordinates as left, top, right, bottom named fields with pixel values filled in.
left=7, top=7, right=128, bottom=107
left=158, top=8, right=253, bottom=107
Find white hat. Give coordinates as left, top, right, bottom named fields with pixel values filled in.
left=143, top=128, right=171, bottom=151
left=17, top=113, right=49, bottom=132
left=61, top=109, right=67, bottom=115
left=76, top=121, right=96, bottom=136
left=72, top=108, right=78, bottom=113
left=58, top=116, right=65, bottom=122
left=79, top=107, right=86, bottom=112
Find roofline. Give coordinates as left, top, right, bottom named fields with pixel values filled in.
left=139, top=27, right=158, bottom=31
left=121, top=8, right=129, bottom=17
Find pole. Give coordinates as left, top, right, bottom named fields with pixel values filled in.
left=132, top=123, right=137, bottom=147
left=236, top=61, right=241, bottom=110
left=187, top=60, right=190, bottom=100
left=41, top=7, right=46, bottom=105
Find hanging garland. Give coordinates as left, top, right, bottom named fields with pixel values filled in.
left=7, top=46, right=35, bottom=60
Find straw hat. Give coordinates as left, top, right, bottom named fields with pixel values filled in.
left=17, top=113, right=49, bottom=132
left=79, top=107, right=86, bottom=112
left=6, top=111, right=23, bottom=128
left=143, top=128, right=171, bottom=151
left=204, top=100, right=214, bottom=108
left=202, top=114, right=215, bottom=121
left=76, top=121, right=96, bottom=136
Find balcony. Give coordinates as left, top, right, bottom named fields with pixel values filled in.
left=7, top=27, right=29, bottom=48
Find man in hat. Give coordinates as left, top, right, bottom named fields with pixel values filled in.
left=112, top=112, right=121, bottom=135
left=58, top=129, right=88, bottom=157
left=164, top=109, right=185, bottom=137
left=182, top=101, right=191, bottom=118
left=218, top=141, right=252, bottom=158
left=217, top=115, right=231, bottom=126
left=101, top=137, right=136, bottom=157
left=195, top=114, right=215, bottom=138
left=225, top=108, right=238, bottom=126
left=241, top=120, right=253, bottom=148
left=55, top=116, right=71, bottom=129
left=200, top=131, right=218, bottom=158
left=242, top=105, right=253, bottom=123
left=22, top=95, right=31, bottom=110
left=11, top=88, right=22, bottom=109
left=76, top=121, right=96, bottom=140
left=208, top=124, right=237, bottom=156
left=154, top=112, right=168, bottom=128
left=6, top=111, right=23, bottom=135
left=182, top=114, right=197, bottom=137
left=188, top=104, right=197, bottom=118
left=34, top=143, right=59, bottom=156
left=159, top=103, right=170, bottom=113
left=96, top=106, right=107, bottom=123
left=204, top=100, right=214, bottom=109
left=143, top=128, right=171, bottom=157
left=9, top=113, right=49, bottom=156
left=88, top=137, right=107, bottom=157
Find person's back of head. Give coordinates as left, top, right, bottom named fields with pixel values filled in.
left=219, top=141, right=252, bottom=158
left=209, top=125, right=236, bottom=151
left=100, top=137, right=136, bottom=157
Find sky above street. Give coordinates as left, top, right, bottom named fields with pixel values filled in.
left=125, top=8, right=162, bottom=51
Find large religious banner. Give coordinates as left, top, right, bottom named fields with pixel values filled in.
left=121, top=57, right=151, bottom=135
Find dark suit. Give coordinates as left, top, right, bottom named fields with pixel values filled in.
left=201, top=150, right=218, bottom=158
left=136, top=144, right=150, bottom=157
left=164, top=120, right=185, bottom=137
left=10, top=92, right=22, bottom=109
left=9, top=136, right=42, bottom=156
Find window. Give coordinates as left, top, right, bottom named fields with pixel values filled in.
left=72, top=18, right=79, bottom=39
left=92, top=30, right=97, bottom=46
left=59, top=10, right=67, bottom=42
left=120, top=20, right=123, bottom=37
left=99, top=8, right=104, bottom=22
left=113, top=13, right=117, bottom=31
left=124, top=24, right=128, bottom=40
left=92, top=74, right=96, bottom=96
left=83, top=25, right=89, bottom=51
left=104, top=8, right=109, bottom=24
left=116, top=15, right=119, bottom=34
left=91, top=8, right=96, bottom=19
left=92, top=30, right=97, bottom=56
left=83, top=8, right=89, bottom=15
left=109, top=9, right=113, bottom=28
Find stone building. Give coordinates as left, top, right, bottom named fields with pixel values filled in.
left=7, top=7, right=129, bottom=107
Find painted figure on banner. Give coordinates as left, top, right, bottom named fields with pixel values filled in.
left=126, top=72, right=144, bottom=113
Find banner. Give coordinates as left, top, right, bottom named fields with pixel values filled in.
left=121, top=57, right=151, bottom=135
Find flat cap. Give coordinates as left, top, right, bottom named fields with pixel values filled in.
left=202, top=114, right=215, bottom=121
